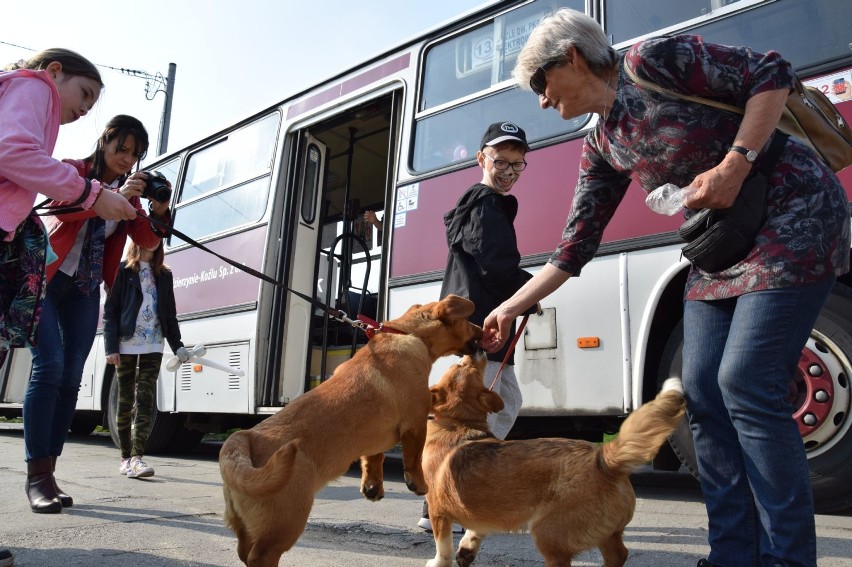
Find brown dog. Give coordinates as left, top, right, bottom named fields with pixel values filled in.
left=219, top=294, right=483, bottom=567
left=423, top=352, right=685, bottom=567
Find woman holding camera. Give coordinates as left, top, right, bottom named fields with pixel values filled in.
left=23, top=114, right=172, bottom=513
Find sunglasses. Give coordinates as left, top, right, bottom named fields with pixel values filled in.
left=529, top=59, right=562, bottom=96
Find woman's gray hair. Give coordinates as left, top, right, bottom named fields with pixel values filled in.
left=514, top=8, right=617, bottom=89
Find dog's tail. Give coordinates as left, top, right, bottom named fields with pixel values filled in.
left=599, top=378, right=686, bottom=476
left=219, top=430, right=300, bottom=497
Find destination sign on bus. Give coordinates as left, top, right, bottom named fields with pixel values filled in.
left=468, top=11, right=550, bottom=73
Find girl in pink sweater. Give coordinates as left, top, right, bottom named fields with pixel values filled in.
left=0, top=49, right=137, bottom=522
left=0, top=49, right=136, bottom=239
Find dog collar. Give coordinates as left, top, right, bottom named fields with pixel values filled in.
left=356, top=315, right=407, bottom=340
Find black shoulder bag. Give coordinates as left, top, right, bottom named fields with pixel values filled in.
left=678, top=132, right=788, bottom=272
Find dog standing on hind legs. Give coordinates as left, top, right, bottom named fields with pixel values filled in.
left=219, top=294, right=483, bottom=567
left=423, top=352, right=686, bottom=567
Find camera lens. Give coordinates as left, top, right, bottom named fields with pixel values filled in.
left=141, top=171, right=172, bottom=202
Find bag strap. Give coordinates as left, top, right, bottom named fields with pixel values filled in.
left=623, top=59, right=745, bottom=116
left=623, top=59, right=790, bottom=168
left=759, top=131, right=789, bottom=174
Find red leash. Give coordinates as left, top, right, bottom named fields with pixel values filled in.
left=488, top=314, right=529, bottom=391
left=355, top=314, right=407, bottom=340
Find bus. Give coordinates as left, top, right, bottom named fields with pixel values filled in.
left=2, top=0, right=851, bottom=512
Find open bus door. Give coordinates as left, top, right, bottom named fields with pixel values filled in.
left=272, top=94, right=397, bottom=406
left=277, top=133, right=329, bottom=404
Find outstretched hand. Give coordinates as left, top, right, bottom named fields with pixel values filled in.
left=479, top=326, right=502, bottom=353
left=482, top=308, right=512, bottom=353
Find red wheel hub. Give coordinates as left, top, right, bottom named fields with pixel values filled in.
left=791, top=347, right=835, bottom=437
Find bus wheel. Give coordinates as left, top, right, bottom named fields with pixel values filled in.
left=107, top=378, right=202, bottom=455
left=658, top=282, right=852, bottom=514
left=68, top=412, right=100, bottom=435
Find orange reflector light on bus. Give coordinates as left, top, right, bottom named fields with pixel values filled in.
left=193, top=364, right=203, bottom=372
left=577, top=337, right=600, bottom=349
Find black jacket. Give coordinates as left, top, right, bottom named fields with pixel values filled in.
left=103, top=261, right=183, bottom=356
left=440, top=183, right=534, bottom=363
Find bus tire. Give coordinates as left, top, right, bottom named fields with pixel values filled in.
left=68, top=412, right=100, bottom=435
left=658, top=282, right=852, bottom=514
left=106, top=378, right=201, bottom=455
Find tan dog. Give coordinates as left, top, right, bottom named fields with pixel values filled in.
left=220, top=294, right=483, bottom=567
left=423, top=352, right=685, bottom=567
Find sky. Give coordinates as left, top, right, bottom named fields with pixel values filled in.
left=2, top=0, right=488, bottom=166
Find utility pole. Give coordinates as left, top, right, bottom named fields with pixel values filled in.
left=119, top=64, right=178, bottom=157
left=157, top=63, right=177, bottom=156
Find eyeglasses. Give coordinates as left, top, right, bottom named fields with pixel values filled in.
left=529, top=58, right=562, bottom=96
left=483, top=152, right=527, bottom=172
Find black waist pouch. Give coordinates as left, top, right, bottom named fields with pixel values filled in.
left=678, top=133, right=788, bottom=272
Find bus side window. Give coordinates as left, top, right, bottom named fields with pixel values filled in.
left=173, top=113, right=281, bottom=240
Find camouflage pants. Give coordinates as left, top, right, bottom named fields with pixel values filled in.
left=116, top=352, right=162, bottom=458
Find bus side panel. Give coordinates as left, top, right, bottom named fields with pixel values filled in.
left=625, top=244, right=689, bottom=408
left=161, top=226, right=267, bottom=414
left=169, top=227, right=266, bottom=315
left=513, top=255, right=626, bottom=415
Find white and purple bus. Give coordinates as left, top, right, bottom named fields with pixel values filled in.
left=3, top=0, right=851, bottom=512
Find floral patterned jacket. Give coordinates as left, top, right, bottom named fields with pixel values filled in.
left=550, top=35, right=850, bottom=300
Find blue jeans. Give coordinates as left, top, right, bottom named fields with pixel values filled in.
left=23, top=272, right=100, bottom=461
left=682, top=277, right=834, bottom=567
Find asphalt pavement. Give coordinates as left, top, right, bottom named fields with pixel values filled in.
left=1, top=423, right=850, bottom=566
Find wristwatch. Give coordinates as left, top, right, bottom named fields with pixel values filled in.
left=728, top=145, right=758, bottom=164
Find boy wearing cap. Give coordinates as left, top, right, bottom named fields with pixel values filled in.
left=441, top=121, right=537, bottom=436
left=417, top=121, right=537, bottom=533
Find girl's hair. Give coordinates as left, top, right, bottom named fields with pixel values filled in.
left=125, top=240, right=168, bottom=276
left=5, top=48, right=103, bottom=87
left=85, top=115, right=150, bottom=182
left=513, top=8, right=618, bottom=88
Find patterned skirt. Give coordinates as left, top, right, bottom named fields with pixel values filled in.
left=0, top=214, right=47, bottom=367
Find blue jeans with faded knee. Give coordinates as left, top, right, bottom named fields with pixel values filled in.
left=23, top=272, right=100, bottom=461
left=682, top=277, right=834, bottom=567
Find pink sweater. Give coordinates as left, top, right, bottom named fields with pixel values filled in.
left=0, top=69, right=101, bottom=240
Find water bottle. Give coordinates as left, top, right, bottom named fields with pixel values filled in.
left=646, top=183, right=694, bottom=215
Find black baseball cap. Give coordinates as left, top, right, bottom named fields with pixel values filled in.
left=480, top=121, right=530, bottom=151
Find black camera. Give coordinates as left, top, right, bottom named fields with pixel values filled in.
left=141, top=170, right=172, bottom=203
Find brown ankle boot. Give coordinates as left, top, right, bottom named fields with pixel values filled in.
left=26, top=457, right=62, bottom=513
left=50, top=456, right=73, bottom=507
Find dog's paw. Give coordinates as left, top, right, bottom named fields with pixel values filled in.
left=403, top=473, right=428, bottom=496
left=361, top=482, right=385, bottom=501
left=456, top=547, right=477, bottom=567
left=661, top=377, right=684, bottom=395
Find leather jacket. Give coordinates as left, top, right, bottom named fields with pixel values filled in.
left=103, top=260, right=183, bottom=355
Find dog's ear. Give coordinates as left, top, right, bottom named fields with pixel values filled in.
left=430, top=385, right=447, bottom=412
left=435, top=294, right=475, bottom=321
left=478, top=389, right=505, bottom=414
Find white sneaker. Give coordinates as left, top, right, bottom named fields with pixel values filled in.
left=418, top=516, right=464, bottom=533
left=127, top=458, right=154, bottom=479
left=119, top=458, right=132, bottom=475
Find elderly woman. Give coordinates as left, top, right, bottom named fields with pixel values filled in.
left=483, top=8, right=850, bottom=567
